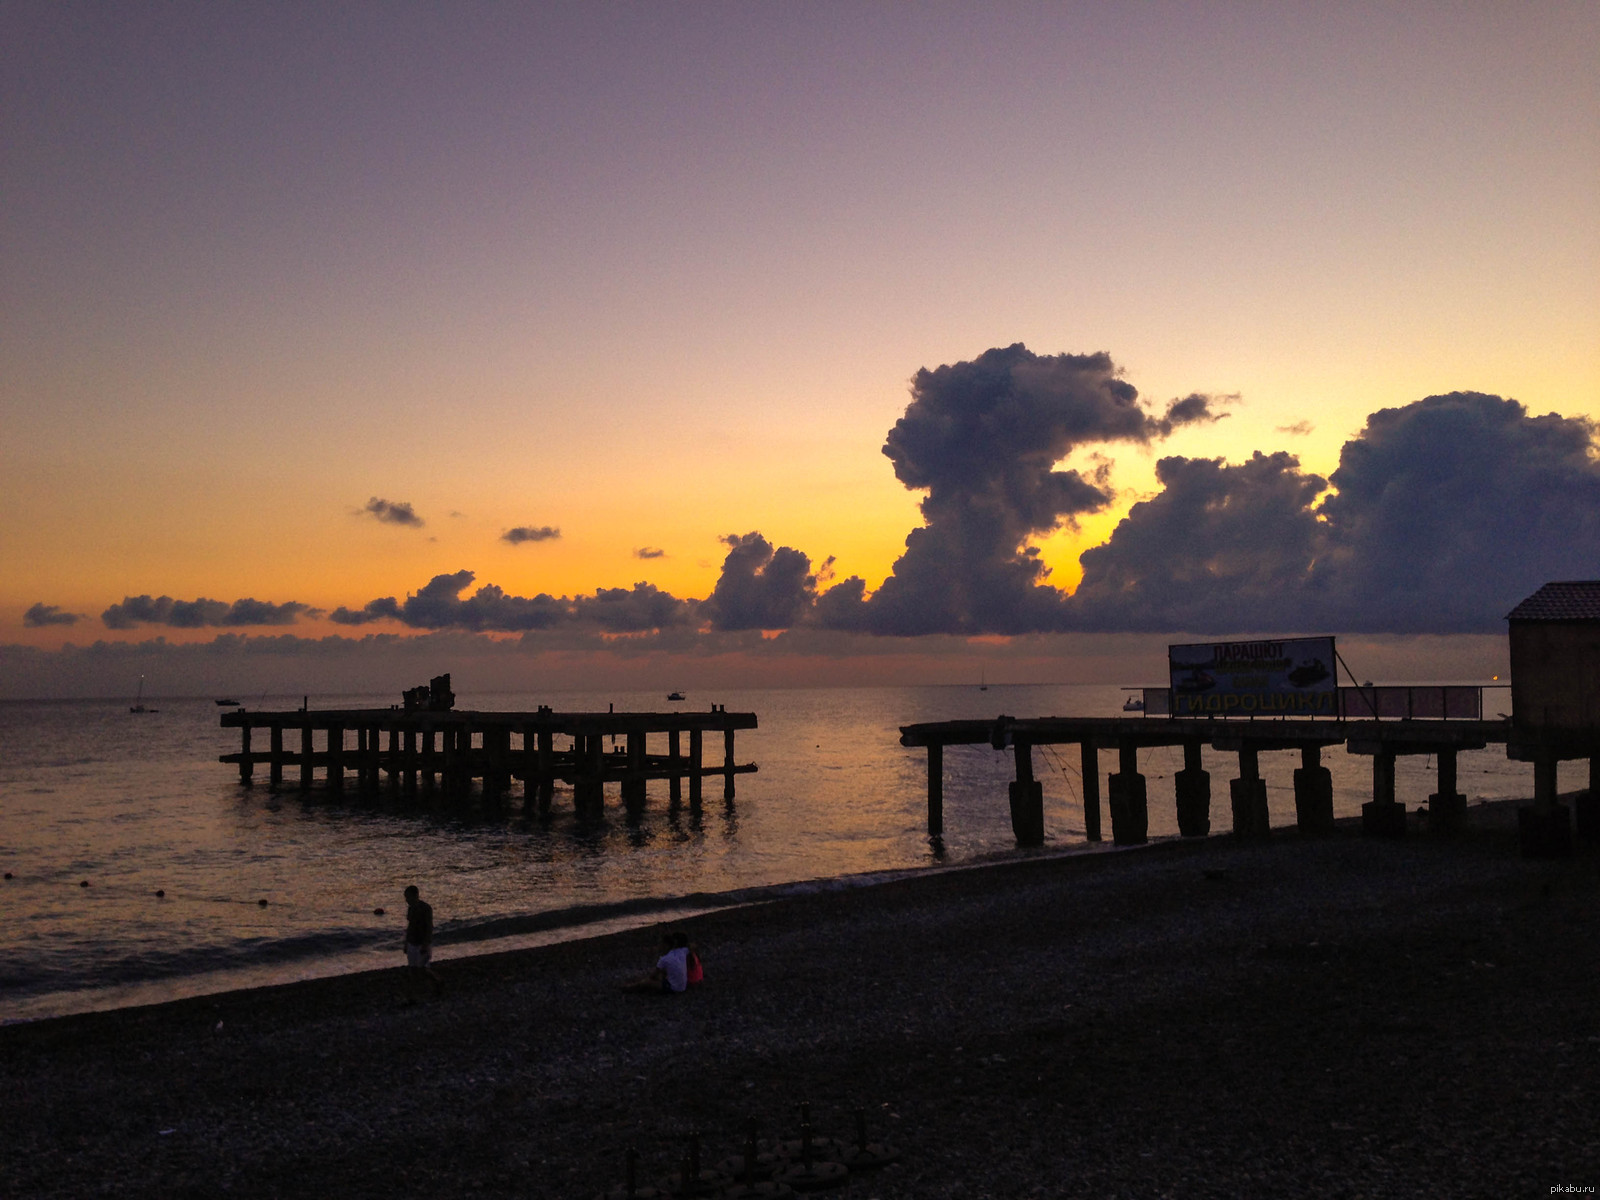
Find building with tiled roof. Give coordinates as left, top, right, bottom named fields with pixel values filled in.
left=1507, top=581, right=1600, bottom=746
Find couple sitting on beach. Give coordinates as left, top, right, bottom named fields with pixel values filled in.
left=623, top=930, right=703, bottom=995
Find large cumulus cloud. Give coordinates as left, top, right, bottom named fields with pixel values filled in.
left=702, top=533, right=820, bottom=631
left=1069, top=392, right=1600, bottom=633
left=1070, top=452, right=1328, bottom=630
left=821, top=344, right=1224, bottom=634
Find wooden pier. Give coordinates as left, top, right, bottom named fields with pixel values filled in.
left=220, top=705, right=758, bottom=821
left=900, top=713, right=1514, bottom=847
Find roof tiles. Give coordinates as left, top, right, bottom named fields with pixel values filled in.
left=1506, top=581, right=1600, bottom=621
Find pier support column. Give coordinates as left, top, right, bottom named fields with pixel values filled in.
left=927, top=743, right=944, bottom=837
left=723, top=728, right=737, bottom=801
left=239, top=724, right=253, bottom=785
left=327, top=724, right=344, bottom=791
left=536, top=730, right=555, bottom=814
left=387, top=728, right=400, bottom=787
left=689, top=729, right=703, bottom=807
left=1293, top=745, right=1335, bottom=834
left=299, top=725, right=314, bottom=790
left=1174, top=739, right=1210, bottom=838
left=405, top=729, right=421, bottom=793
left=1108, top=742, right=1148, bottom=845
left=421, top=725, right=437, bottom=791
left=1009, top=741, right=1044, bottom=846
left=1081, top=743, right=1101, bottom=842
left=622, top=730, right=647, bottom=815
left=1362, top=748, right=1405, bottom=836
left=1576, top=754, right=1600, bottom=842
left=669, top=729, right=682, bottom=803
left=485, top=727, right=512, bottom=800
left=1230, top=747, right=1270, bottom=839
left=574, top=734, right=606, bottom=822
left=270, top=725, right=284, bottom=788
left=1519, top=751, right=1571, bottom=858
left=1428, top=747, right=1466, bottom=834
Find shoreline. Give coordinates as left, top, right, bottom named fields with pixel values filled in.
left=5, top=799, right=1597, bottom=1197
left=0, top=825, right=1161, bottom=1027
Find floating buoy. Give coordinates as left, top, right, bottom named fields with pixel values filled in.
left=373, top=907, right=386, bottom=916
left=79, top=880, right=90, bottom=888
left=258, top=898, right=269, bottom=907
left=4, top=872, right=12, bottom=880
left=155, top=889, right=165, bottom=898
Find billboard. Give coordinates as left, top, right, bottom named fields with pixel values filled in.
left=1168, top=637, right=1337, bottom=717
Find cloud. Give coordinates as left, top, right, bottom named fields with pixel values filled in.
left=572, top=583, right=692, bottom=632
left=331, top=570, right=695, bottom=634
left=362, top=497, right=424, bottom=527
left=847, top=343, right=1225, bottom=635
left=101, top=596, right=322, bottom=629
left=502, top=525, right=561, bottom=545
left=1067, top=391, right=1600, bottom=633
left=1276, top=420, right=1314, bottom=436
left=635, top=547, right=666, bottom=559
left=1069, top=452, right=1328, bottom=631
left=703, top=533, right=820, bottom=631
left=24, top=602, right=83, bottom=627
left=1309, top=392, right=1600, bottom=631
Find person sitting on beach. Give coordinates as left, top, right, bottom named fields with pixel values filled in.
left=622, top=929, right=699, bottom=994
left=403, top=884, right=440, bottom=993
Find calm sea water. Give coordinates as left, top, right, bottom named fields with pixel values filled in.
left=0, top=683, right=1559, bottom=1023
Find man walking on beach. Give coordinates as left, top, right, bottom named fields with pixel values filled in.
left=403, top=884, right=440, bottom=995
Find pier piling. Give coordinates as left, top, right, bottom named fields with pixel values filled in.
left=1108, top=741, right=1148, bottom=845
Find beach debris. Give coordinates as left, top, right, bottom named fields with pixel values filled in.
left=715, top=1117, right=784, bottom=1187
left=656, top=1130, right=728, bottom=1197
left=79, top=879, right=90, bottom=887
left=772, top=1106, right=848, bottom=1192
left=258, top=898, right=269, bottom=907
left=373, top=907, right=386, bottom=916
left=155, top=889, right=165, bottom=897
left=595, top=1146, right=662, bottom=1200
left=839, top=1107, right=900, bottom=1172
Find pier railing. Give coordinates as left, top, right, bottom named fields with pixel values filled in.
left=1136, top=684, right=1503, bottom=720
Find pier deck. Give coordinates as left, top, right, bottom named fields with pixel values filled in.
left=221, top=706, right=757, bottom=820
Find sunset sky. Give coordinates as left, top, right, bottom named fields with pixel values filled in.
left=3, top=3, right=1597, bottom=697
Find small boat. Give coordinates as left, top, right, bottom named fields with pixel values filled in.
left=129, top=675, right=158, bottom=714
left=667, top=691, right=685, bottom=701
left=214, top=698, right=241, bottom=707
left=1123, top=696, right=1145, bottom=712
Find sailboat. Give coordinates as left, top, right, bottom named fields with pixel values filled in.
left=129, top=675, right=158, bottom=714
left=979, top=667, right=988, bottom=692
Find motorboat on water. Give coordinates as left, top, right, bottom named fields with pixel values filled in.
left=667, top=691, right=686, bottom=701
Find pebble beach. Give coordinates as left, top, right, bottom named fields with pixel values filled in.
left=4, top=800, right=1596, bottom=1199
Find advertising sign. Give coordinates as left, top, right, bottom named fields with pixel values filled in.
left=1168, top=637, right=1338, bottom=717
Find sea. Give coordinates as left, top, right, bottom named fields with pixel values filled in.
left=0, top=682, right=1563, bottom=1024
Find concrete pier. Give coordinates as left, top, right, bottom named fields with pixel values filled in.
left=901, top=715, right=1513, bottom=847
left=221, top=705, right=757, bottom=822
